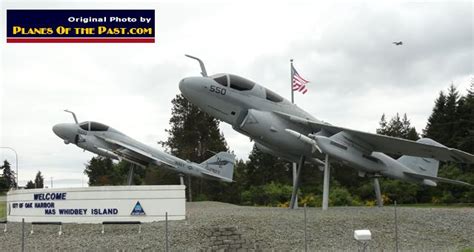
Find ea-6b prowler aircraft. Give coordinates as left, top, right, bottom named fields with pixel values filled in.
left=53, top=110, right=235, bottom=183
left=179, top=55, right=474, bottom=210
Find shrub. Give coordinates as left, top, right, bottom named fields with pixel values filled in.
left=241, top=182, right=293, bottom=206
left=329, top=187, right=354, bottom=206
left=299, top=193, right=321, bottom=207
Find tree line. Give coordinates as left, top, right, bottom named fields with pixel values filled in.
left=84, top=83, right=473, bottom=206
left=0, top=163, right=46, bottom=193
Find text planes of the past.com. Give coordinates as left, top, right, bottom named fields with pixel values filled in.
left=179, top=55, right=474, bottom=209
left=53, top=110, right=235, bottom=183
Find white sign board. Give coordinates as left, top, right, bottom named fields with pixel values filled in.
left=7, top=185, right=185, bottom=223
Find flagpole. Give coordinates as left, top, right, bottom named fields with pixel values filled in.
left=290, top=58, right=297, bottom=209
left=290, top=59, right=294, bottom=103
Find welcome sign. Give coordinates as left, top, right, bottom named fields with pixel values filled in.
left=7, top=185, right=185, bottom=223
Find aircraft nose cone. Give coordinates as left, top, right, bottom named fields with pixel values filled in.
left=52, top=124, right=63, bottom=137
left=52, top=123, right=74, bottom=140
left=178, top=78, right=187, bottom=93
left=179, top=77, right=206, bottom=100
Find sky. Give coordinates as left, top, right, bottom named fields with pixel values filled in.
left=0, top=1, right=472, bottom=188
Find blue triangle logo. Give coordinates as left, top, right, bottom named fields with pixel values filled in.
left=130, top=201, right=146, bottom=216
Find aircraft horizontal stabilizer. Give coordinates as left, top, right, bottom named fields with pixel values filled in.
left=404, top=171, right=472, bottom=187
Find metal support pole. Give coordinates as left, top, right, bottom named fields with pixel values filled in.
left=179, top=174, right=184, bottom=185
left=322, top=154, right=330, bottom=210
left=304, top=204, right=308, bottom=252
left=127, top=165, right=134, bottom=185
left=165, top=212, right=169, bottom=252
left=394, top=201, right=399, bottom=252
left=374, top=178, right=383, bottom=207
left=21, top=218, right=25, bottom=252
left=187, top=176, right=192, bottom=202
left=289, top=156, right=305, bottom=209
left=292, top=163, right=298, bottom=209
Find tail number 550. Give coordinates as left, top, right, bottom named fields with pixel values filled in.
left=209, top=85, right=226, bottom=95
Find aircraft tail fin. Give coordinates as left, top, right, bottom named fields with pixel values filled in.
left=397, top=138, right=443, bottom=177
left=200, top=152, right=235, bottom=181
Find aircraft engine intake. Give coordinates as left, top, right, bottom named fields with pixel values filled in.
left=74, top=134, right=85, bottom=145
left=240, top=109, right=314, bottom=157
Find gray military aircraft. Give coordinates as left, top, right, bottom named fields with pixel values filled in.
left=179, top=55, right=474, bottom=210
left=53, top=110, right=235, bottom=183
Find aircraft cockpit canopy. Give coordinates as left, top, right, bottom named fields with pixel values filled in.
left=211, top=74, right=256, bottom=91
left=265, top=88, right=284, bottom=102
left=79, top=121, right=109, bottom=131
left=211, top=73, right=284, bottom=103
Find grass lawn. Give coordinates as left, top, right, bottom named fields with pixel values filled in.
left=0, top=202, right=5, bottom=219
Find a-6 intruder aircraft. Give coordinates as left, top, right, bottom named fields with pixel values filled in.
left=179, top=55, right=474, bottom=210
left=53, top=110, right=235, bottom=183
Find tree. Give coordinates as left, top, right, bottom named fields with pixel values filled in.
left=241, top=145, right=291, bottom=188
left=421, top=84, right=474, bottom=204
left=377, top=113, right=419, bottom=140
left=0, top=160, right=16, bottom=189
left=160, top=94, right=228, bottom=201
left=423, top=85, right=460, bottom=146
left=454, top=83, right=474, bottom=154
left=34, top=171, right=44, bottom=188
left=84, top=156, right=115, bottom=186
left=25, top=180, right=35, bottom=189
left=83, top=156, right=146, bottom=186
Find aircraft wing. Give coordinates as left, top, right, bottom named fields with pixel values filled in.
left=404, top=171, right=472, bottom=186
left=95, top=135, right=174, bottom=167
left=274, top=111, right=474, bottom=163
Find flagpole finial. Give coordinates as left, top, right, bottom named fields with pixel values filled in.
left=290, top=59, right=294, bottom=62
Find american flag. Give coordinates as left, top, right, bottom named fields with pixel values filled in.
left=292, top=65, right=310, bottom=94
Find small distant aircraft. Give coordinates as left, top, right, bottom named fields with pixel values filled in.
left=179, top=55, right=474, bottom=210
left=53, top=110, right=235, bottom=183
left=393, top=41, right=403, bottom=46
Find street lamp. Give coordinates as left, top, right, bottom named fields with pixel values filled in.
left=0, top=147, right=19, bottom=189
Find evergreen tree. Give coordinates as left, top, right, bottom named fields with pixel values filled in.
left=83, top=156, right=145, bottom=186
left=84, top=156, right=115, bottom=185
left=423, top=85, right=460, bottom=146
left=421, top=84, right=474, bottom=204
left=34, top=171, right=44, bottom=188
left=241, top=145, right=291, bottom=188
left=423, top=91, right=447, bottom=140
left=377, top=113, right=419, bottom=140
left=161, top=94, right=228, bottom=200
left=0, top=160, right=16, bottom=189
left=454, top=83, right=474, bottom=153
left=25, top=180, right=35, bottom=189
